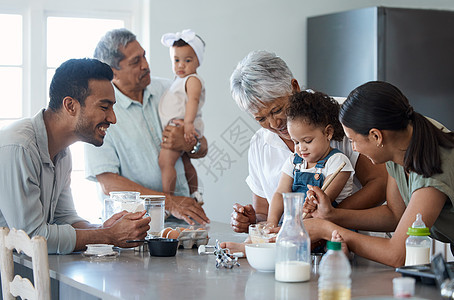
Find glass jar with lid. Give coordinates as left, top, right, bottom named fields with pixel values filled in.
left=106, top=191, right=142, bottom=219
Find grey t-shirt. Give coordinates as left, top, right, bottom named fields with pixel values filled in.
left=0, top=110, right=86, bottom=254
left=386, top=146, right=454, bottom=244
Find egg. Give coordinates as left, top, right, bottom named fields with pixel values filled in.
left=166, top=229, right=180, bottom=239
left=160, top=227, right=172, bottom=238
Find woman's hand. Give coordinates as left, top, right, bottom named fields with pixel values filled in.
left=304, top=185, right=335, bottom=220
left=304, top=217, right=335, bottom=245
left=303, top=190, right=317, bottom=217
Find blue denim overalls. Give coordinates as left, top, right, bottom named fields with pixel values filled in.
left=277, top=148, right=342, bottom=227
left=292, top=148, right=342, bottom=199
left=291, top=148, right=343, bottom=252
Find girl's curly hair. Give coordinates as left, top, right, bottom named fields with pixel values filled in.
left=287, top=90, right=344, bottom=141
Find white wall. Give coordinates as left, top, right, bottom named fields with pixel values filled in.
left=146, top=0, right=454, bottom=223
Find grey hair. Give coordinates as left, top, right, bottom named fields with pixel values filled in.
left=229, top=50, right=294, bottom=114
left=94, top=28, right=137, bottom=70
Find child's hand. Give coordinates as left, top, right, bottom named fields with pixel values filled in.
left=303, top=189, right=317, bottom=216
left=184, top=122, right=197, bottom=144
left=305, top=185, right=335, bottom=219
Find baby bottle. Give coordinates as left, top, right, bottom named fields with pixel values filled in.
left=405, top=213, right=431, bottom=266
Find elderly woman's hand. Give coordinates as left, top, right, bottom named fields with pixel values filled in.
left=230, top=203, right=257, bottom=233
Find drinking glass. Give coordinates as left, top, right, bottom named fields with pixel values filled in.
left=141, top=195, right=165, bottom=237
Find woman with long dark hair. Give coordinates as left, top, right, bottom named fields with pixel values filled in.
left=304, top=81, right=454, bottom=267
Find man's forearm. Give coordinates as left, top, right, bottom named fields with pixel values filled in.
left=96, top=173, right=177, bottom=212
left=72, top=221, right=100, bottom=229
left=96, top=172, right=165, bottom=197
left=74, top=227, right=111, bottom=251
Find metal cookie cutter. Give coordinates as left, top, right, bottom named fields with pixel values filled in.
left=198, top=240, right=242, bottom=269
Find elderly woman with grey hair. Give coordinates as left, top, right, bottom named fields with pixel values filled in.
left=228, top=50, right=388, bottom=233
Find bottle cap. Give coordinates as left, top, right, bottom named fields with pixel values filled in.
left=326, top=241, right=341, bottom=251
left=407, top=227, right=430, bottom=236
left=407, top=213, right=430, bottom=236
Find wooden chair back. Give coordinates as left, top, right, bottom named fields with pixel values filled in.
left=0, top=227, right=50, bottom=300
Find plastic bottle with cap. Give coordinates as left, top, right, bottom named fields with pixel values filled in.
left=318, top=240, right=351, bottom=300
left=405, top=213, right=431, bottom=266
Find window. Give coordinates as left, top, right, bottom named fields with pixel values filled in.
left=46, top=16, right=125, bottom=92
left=46, top=16, right=125, bottom=223
left=0, top=14, right=22, bottom=127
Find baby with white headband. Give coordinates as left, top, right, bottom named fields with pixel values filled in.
left=158, top=29, right=206, bottom=201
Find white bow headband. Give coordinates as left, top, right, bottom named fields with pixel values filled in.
left=161, top=29, right=205, bottom=65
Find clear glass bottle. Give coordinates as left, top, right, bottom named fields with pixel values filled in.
left=275, top=192, right=311, bottom=282
left=405, top=213, right=431, bottom=266
left=318, top=241, right=351, bottom=300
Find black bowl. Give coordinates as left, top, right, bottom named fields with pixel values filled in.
left=146, top=238, right=179, bottom=257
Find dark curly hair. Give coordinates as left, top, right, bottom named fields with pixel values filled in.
left=287, top=90, right=344, bottom=141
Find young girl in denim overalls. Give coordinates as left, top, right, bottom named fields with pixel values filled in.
left=267, top=90, right=355, bottom=227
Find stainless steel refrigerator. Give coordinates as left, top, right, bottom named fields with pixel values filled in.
left=307, top=6, right=454, bottom=130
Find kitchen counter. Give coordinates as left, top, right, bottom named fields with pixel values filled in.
left=11, top=221, right=442, bottom=300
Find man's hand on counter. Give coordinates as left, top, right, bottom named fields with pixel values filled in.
left=167, top=194, right=210, bottom=225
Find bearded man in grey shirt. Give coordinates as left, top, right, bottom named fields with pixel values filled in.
left=0, top=58, right=149, bottom=254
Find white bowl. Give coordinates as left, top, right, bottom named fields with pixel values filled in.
left=245, top=243, right=276, bottom=272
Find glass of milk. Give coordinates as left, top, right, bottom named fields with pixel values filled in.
left=141, top=195, right=165, bottom=237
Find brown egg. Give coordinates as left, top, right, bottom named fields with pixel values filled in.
left=160, top=227, right=172, bottom=238
left=166, top=229, right=180, bottom=239
left=176, top=227, right=186, bottom=233
left=196, top=228, right=205, bottom=231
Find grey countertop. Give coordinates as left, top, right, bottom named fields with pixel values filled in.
left=13, top=221, right=442, bottom=300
